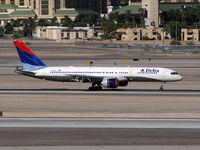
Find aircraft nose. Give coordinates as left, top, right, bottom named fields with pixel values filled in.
left=178, top=75, right=183, bottom=81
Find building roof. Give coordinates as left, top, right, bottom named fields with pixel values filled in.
left=54, top=9, right=98, bottom=16
left=0, top=4, right=16, bottom=9
left=160, top=3, right=200, bottom=11
left=112, top=4, right=142, bottom=14
left=16, top=6, right=30, bottom=10
left=0, top=13, right=10, bottom=19
left=10, top=10, right=35, bottom=16
left=112, top=3, right=200, bottom=14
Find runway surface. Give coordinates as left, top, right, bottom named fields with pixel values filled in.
left=2, top=146, right=200, bottom=150
left=0, top=89, right=200, bottom=95
left=0, top=40, right=200, bottom=149
left=1, top=118, right=200, bottom=146
left=1, top=118, right=200, bottom=128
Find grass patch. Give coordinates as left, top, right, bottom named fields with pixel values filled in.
left=192, top=51, right=198, bottom=54
left=25, top=41, right=31, bottom=45
left=170, top=40, right=181, bottom=45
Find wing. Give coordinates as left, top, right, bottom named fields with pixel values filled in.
left=66, top=74, right=104, bottom=83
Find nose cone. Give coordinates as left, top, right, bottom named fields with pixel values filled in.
left=177, top=75, right=183, bottom=81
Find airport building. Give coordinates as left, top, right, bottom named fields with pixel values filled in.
left=116, top=28, right=167, bottom=41
left=113, top=0, right=200, bottom=28
left=0, top=0, right=129, bottom=26
left=0, top=0, right=99, bottom=26
left=142, top=0, right=159, bottom=28
left=181, top=29, right=200, bottom=42
left=160, top=0, right=200, bottom=2
left=35, top=26, right=95, bottom=40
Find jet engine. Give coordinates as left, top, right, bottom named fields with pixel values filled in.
left=101, top=77, right=128, bottom=88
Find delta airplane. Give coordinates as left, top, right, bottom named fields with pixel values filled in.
left=14, top=40, right=182, bottom=91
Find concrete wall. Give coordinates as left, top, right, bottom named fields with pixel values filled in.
left=118, top=28, right=165, bottom=41
left=36, top=26, right=95, bottom=40
left=181, top=29, right=199, bottom=42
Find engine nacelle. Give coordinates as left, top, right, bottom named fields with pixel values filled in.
left=101, top=77, right=128, bottom=88
left=117, top=76, right=128, bottom=87
left=101, top=78, right=119, bottom=88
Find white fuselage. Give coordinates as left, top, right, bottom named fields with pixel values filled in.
left=32, top=66, right=182, bottom=83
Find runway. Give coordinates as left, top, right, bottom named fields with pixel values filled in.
left=1, top=118, right=200, bottom=146
left=0, top=88, right=200, bottom=95
left=0, top=40, right=200, bottom=149
left=1, top=118, right=200, bottom=129
left=1, top=146, right=200, bottom=150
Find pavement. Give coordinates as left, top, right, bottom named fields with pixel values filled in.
left=0, top=66, right=200, bottom=118
left=1, top=146, right=200, bottom=150
left=0, top=89, right=200, bottom=95
left=0, top=40, right=200, bottom=149
left=0, top=118, right=200, bottom=146
left=0, top=42, right=199, bottom=118
left=1, top=118, right=200, bottom=129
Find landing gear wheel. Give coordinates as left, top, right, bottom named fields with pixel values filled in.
left=159, top=86, right=164, bottom=91
left=94, top=86, right=99, bottom=91
left=159, top=82, right=166, bottom=91
left=89, top=82, right=103, bottom=91
left=88, top=87, right=93, bottom=91
left=98, top=86, right=103, bottom=91
left=88, top=86, right=103, bottom=91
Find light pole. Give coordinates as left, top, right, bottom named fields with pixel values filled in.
left=176, top=21, right=178, bottom=42
left=162, top=28, right=164, bottom=45
left=196, top=22, right=198, bottom=49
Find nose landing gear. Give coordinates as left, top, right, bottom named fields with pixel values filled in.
left=159, top=86, right=164, bottom=91
left=159, top=82, right=166, bottom=91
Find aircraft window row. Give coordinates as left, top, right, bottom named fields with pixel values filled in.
left=50, top=71, right=118, bottom=74
left=171, top=72, right=179, bottom=75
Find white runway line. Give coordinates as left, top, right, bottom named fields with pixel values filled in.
left=1, top=118, right=200, bottom=129
left=0, top=90, right=200, bottom=95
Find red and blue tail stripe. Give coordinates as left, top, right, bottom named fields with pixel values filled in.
left=14, top=40, right=46, bottom=70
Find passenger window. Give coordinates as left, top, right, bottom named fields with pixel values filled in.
left=171, top=72, right=178, bottom=75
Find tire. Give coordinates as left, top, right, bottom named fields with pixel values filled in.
left=94, top=86, right=99, bottom=91
left=98, top=86, right=103, bottom=91
left=159, top=87, right=164, bottom=91
left=88, top=87, right=93, bottom=91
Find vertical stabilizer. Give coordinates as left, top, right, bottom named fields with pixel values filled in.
left=14, top=40, right=47, bottom=71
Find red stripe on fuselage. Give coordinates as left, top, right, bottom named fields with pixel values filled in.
left=115, top=78, right=118, bottom=87
left=13, top=40, right=36, bottom=56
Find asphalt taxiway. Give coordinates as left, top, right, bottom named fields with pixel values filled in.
left=2, top=146, right=200, bottom=150
left=0, top=118, right=200, bottom=147
left=0, top=61, right=199, bottom=119
left=0, top=89, right=200, bottom=96
left=0, top=40, right=200, bottom=149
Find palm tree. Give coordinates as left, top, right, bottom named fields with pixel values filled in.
left=23, top=17, right=37, bottom=37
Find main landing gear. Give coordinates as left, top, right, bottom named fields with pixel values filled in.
left=88, top=83, right=103, bottom=91
left=159, top=82, right=166, bottom=91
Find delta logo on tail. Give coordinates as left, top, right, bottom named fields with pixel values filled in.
left=138, top=68, right=159, bottom=74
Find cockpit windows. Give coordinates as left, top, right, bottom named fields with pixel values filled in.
left=171, top=72, right=179, bottom=75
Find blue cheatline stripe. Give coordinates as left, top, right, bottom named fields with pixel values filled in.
left=16, top=47, right=46, bottom=66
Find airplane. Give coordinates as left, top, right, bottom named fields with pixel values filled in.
left=14, top=40, right=182, bottom=91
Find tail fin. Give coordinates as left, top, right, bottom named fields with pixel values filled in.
left=13, top=40, right=47, bottom=71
